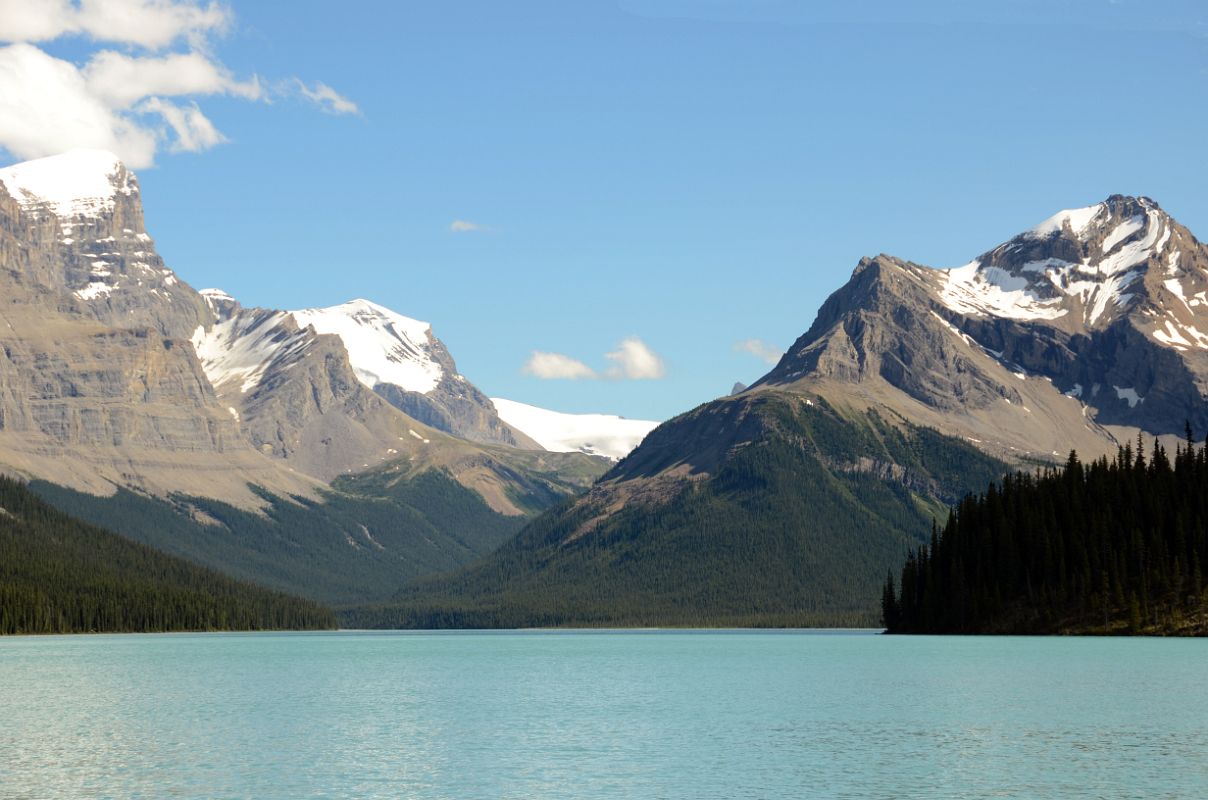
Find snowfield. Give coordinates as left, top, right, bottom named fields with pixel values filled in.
left=491, top=398, right=659, bottom=460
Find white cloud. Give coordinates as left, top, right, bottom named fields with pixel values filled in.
left=0, top=1, right=356, bottom=168
left=605, top=337, right=666, bottom=380
left=0, top=43, right=158, bottom=167
left=0, top=0, right=231, bottom=50
left=523, top=338, right=667, bottom=381
left=522, top=351, right=598, bottom=380
left=296, top=80, right=359, bottom=115
left=85, top=50, right=261, bottom=108
left=0, top=0, right=78, bottom=42
left=734, top=338, right=783, bottom=365
left=449, top=219, right=485, bottom=233
left=140, top=97, right=225, bottom=152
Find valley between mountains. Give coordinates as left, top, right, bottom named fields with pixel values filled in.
left=4, top=149, right=1208, bottom=630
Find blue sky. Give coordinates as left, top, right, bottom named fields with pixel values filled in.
left=2, top=1, right=1207, bottom=420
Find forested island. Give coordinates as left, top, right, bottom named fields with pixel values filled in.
left=0, top=477, right=335, bottom=634
left=883, top=435, right=1208, bottom=635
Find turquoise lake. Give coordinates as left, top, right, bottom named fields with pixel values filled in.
left=2, top=630, right=1206, bottom=799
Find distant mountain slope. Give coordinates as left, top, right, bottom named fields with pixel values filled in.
left=490, top=398, right=659, bottom=460
left=0, top=476, right=334, bottom=634
left=28, top=468, right=506, bottom=607
left=347, top=393, right=1007, bottom=628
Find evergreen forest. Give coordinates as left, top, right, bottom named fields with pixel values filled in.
left=884, top=435, right=1208, bottom=635
left=0, top=476, right=335, bottom=634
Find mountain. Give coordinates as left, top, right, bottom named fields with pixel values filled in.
left=0, top=149, right=618, bottom=612
left=194, top=292, right=541, bottom=461
left=364, top=195, right=1208, bottom=627
left=0, top=475, right=334, bottom=634
left=0, top=149, right=315, bottom=507
left=0, top=149, right=605, bottom=517
left=489, top=398, right=658, bottom=460
left=756, top=195, right=1208, bottom=460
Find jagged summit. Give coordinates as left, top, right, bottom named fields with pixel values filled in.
left=936, top=194, right=1191, bottom=328
left=753, top=195, right=1208, bottom=454
left=0, top=149, right=135, bottom=219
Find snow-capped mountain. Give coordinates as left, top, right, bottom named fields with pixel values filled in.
left=457, top=196, right=1208, bottom=626
left=756, top=194, right=1208, bottom=459
left=0, top=150, right=307, bottom=505
left=0, top=148, right=136, bottom=219
left=0, top=149, right=607, bottom=512
left=490, top=398, right=659, bottom=460
left=936, top=196, right=1204, bottom=334
left=0, top=149, right=208, bottom=339
left=290, top=299, right=443, bottom=392
left=192, top=293, right=540, bottom=456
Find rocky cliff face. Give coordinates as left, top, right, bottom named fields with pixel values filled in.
left=0, top=149, right=211, bottom=338
left=0, top=152, right=317, bottom=505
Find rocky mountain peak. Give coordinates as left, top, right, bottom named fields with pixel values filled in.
left=0, top=148, right=209, bottom=340
left=937, top=195, right=1199, bottom=331
left=0, top=149, right=137, bottom=223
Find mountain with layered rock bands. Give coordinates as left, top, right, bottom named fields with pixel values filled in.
left=370, top=194, right=1208, bottom=628
left=0, top=149, right=656, bottom=607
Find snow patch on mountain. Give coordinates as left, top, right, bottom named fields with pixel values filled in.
left=941, top=200, right=1175, bottom=326
left=0, top=149, right=134, bottom=219
left=1114, top=386, right=1143, bottom=408
left=290, top=299, right=442, bottom=394
left=199, top=288, right=236, bottom=305
left=491, top=398, right=659, bottom=460
left=191, top=295, right=445, bottom=397
left=1098, top=207, right=1167, bottom=276
left=75, top=281, right=114, bottom=300
left=1102, top=215, right=1145, bottom=253
left=191, top=311, right=306, bottom=394
left=1027, top=203, right=1103, bottom=238
left=940, top=260, right=1068, bottom=321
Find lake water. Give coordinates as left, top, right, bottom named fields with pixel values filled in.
left=2, top=631, right=1206, bottom=799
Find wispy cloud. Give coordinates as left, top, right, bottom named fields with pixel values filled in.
left=449, top=219, right=486, bottom=233
left=0, top=0, right=358, bottom=168
left=522, top=351, right=598, bottom=380
left=523, top=337, right=666, bottom=381
left=295, top=79, right=359, bottom=115
left=734, top=338, right=783, bottom=365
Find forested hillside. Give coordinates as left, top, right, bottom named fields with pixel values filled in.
left=346, top=396, right=1009, bottom=629
left=0, top=477, right=335, bottom=634
left=884, top=436, right=1208, bottom=635
left=31, top=468, right=529, bottom=606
